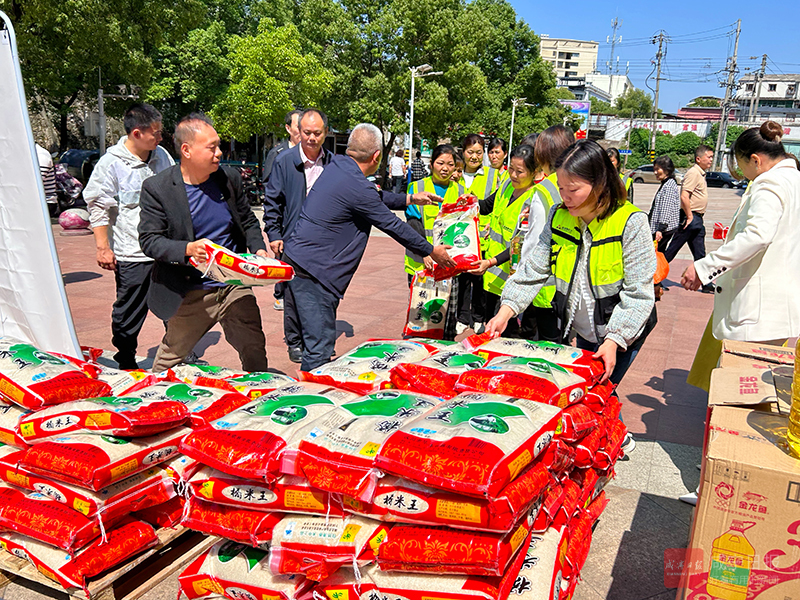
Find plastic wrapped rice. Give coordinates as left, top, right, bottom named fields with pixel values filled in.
left=182, top=496, right=283, bottom=547
left=0, top=403, right=30, bottom=448
left=389, top=351, right=487, bottom=399
left=404, top=273, right=453, bottom=340
left=510, top=526, right=569, bottom=600
left=375, top=393, right=561, bottom=498
left=429, top=196, right=481, bottom=281
left=189, top=241, right=294, bottom=286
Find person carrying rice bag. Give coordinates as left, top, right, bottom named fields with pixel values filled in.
left=486, top=139, right=657, bottom=454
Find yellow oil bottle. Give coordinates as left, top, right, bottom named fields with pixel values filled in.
left=706, top=520, right=756, bottom=600
left=787, top=338, right=800, bottom=458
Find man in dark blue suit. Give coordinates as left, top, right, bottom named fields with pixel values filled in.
left=262, top=109, right=331, bottom=363
left=283, top=124, right=455, bottom=371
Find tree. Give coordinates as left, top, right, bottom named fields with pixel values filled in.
left=688, top=96, right=720, bottom=108
left=672, top=131, right=703, bottom=155
left=615, top=88, right=654, bottom=118
left=590, top=98, right=615, bottom=115
left=705, top=123, right=746, bottom=150
left=2, top=0, right=204, bottom=150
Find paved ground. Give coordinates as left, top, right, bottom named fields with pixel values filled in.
left=3, top=183, right=745, bottom=600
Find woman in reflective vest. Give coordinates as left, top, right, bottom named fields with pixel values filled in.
left=468, top=144, right=559, bottom=340
left=607, top=147, right=634, bottom=203
left=487, top=137, right=509, bottom=181
left=404, top=144, right=465, bottom=278
left=487, top=140, right=657, bottom=450
left=456, top=134, right=503, bottom=333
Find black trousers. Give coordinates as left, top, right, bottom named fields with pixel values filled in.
left=457, top=273, right=487, bottom=326
left=112, top=261, right=153, bottom=360
left=485, top=292, right=560, bottom=341
left=282, top=278, right=304, bottom=350
left=663, top=212, right=706, bottom=262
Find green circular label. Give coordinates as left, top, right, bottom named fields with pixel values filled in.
left=453, top=234, right=470, bottom=248
left=468, top=414, right=509, bottom=434
left=271, top=405, right=308, bottom=425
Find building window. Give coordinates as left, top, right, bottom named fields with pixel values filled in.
left=746, top=84, right=754, bottom=91
left=768, top=84, right=777, bottom=92
left=788, top=85, right=796, bottom=95
left=566, top=71, right=578, bottom=77
left=557, top=61, right=563, bottom=68
left=552, top=51, right=556, bottom=57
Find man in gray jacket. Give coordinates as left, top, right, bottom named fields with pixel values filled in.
left=84, top=104, right=174, bottom=369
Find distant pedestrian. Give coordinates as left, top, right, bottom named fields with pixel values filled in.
left=389, top=149, right=407, bottom=192
left=35, top=143, right=57, bottom=207
left=410, top=151, right=428, bottom=182
left=648, top=155, right=681, bottom=253
left=606, top=147, right=633, bottom=202
left=262, top=109, right=302, bottom=184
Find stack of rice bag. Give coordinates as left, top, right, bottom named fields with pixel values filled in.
left=0, top=336, right=293, bottom=592
left=178, top=335, right=628, bottom=600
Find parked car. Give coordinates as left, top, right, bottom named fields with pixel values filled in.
left=705, top=171, right=737, bottom=188
left=626, top=164, right=683, bottom=185
left=59, top=149, right=100, bottom=185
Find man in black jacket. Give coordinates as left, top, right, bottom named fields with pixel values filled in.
left=139, top=113, right=269, bottom=372
left=283, top=123, right=454, bottom=371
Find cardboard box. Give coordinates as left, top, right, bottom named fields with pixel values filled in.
left=678, top=406, right=800, bottom=599
left=720, top=340, right=795, bottom=366
left=718, top=353, right=775, bottom=371
left=708, top=367, right=790, bottom=414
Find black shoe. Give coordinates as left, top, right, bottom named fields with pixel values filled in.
left=288, top=347, right=303, bottom=364
left=113, top=353, right=139, bottom=371
left=701, top=284, right=716, bottom=294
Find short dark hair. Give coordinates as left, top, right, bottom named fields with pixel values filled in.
left=124, top=103, right=162, bottom=135
left=461, top=133, right=485, bottom=151
left=605, top=147, right=622, bottom=173
left=488, top=137, right=508, bottom=154
left=174, top=112, right=214, bottom=150
left=653, top=155, right=675, bottom=180
left=694, top=144, right=713, bottom=159
left=300, top=108, right=328, bottom=129
left=431, top=144, right=459, bottom=165
left=535, top=125, right=575, bottom=172
left=520, top=133, right=538, bottom=148
left=395, top=149, right=404, bottom=157
left=555, top=139, right=627, bottom=221
left=732, top=121, right=786, bottom=161
left=454, top=152, right=465, bottom=166
left=509, top=144, right=536, bottom=175
left=416, top=151, right=422, bottom=159
left=285, top=109, right=302, bottom=126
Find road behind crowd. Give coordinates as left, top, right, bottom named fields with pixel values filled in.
left=7, top=184, right=743, bottom=600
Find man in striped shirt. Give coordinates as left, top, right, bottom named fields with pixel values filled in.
left=35, top=143, right=57, bottom=206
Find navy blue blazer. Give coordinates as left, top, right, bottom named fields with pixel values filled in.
left=262, top=145, right=332, bottom=243
left=284, top=155, right=434, bottom=298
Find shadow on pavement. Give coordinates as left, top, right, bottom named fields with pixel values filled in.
left=336, top=320, right=354, bottom=340
left=63, top=271, right=102, bottom=284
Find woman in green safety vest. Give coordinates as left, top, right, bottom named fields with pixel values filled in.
left=607, top=147, right=634, bottom=203
left=457, top=134, right=504, bottom=334
left=487, top=140, right=657, bottom=452
left=487, top=138, right=508, bottom=172
left=467, top=144, right=559, bottom=341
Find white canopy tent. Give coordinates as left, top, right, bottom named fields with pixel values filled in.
left=0, top=11, right=81, bottom=357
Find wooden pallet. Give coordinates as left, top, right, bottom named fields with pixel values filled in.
left=0, top=526, right=215, bottom=600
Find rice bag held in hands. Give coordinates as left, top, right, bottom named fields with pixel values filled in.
left=0, top=337, right=111, bottom=409
left=300, top=339, right=437, bottom=395
left=429, top=195, right=482, bottom=281
left=189, top=241, right=294, bottom=286
left=404, top=272, right=453, bottom=340
left=390, top=351, right=487, bottom=399
left=376, top=392, right=561, bottom=498
left=180, top=382, right=359, bottom=480
left=297, top=390, right=443, bottom=501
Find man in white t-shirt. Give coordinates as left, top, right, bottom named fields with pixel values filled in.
left=389, top=149, right=406, bottom=193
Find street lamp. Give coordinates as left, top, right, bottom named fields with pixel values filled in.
left=408, top=64, right=442, bottom=175
left=508, top=98, right=534, bottom=167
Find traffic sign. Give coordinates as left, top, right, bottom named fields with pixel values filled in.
left=618, top=149, right=632, bottom=155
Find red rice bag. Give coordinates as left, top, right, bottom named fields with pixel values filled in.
left=454, top=356, right=588, bottom=408
left=300, top=339, right=437, bottom=395
left=377, top=516, right=532, bottom=576
left=564, top=513, right=593, bottom=580
left=0, top=337, right=112, bottom=409
left=429, top=195, right=481, bottom=280
left=297, top=390, right=443, bottom=501
left=0, top=490, right=125, bottom=551
left=0, top=518, right=158, bottom=590
left=163, top=454, right=201, bottom=488
left=571, top=425, right=604, bottom=469
left=120, top=381, right=250, bottom=428
left=92, top=365, right=159, bottom=397
left=573, top=468, right=600, bottom=511
left=598, top=392, right=622, bottom=426
left=558, top=402, right=598, bottom=443
left=404, top=272, right=453, bottom=340
left=462, top=335, right=605, bottom=383
left=0, top=403, right=30, bottom=448
left=552, top=479, right=581, bottom=530
left=539, top=438, right=576, bottom=475
left=348, top=460, right=550, bottom=533
left=17, top=395, right=190, bottom=441
left=182, top=496, right=283, bottom=546
left=582, top=380, right=617, bottom=413
left=180, top=540, right=306, bottom=600
left=389, top=351, right=487, bottom=399
left=188, top=465, right=344, bottom=516
left=375, top=392, right=561, bottom=498
left=133, top=496, right=185, bottom=528
left=19, top=427, right=189, bottom=491
left=0, top=456, right=174, bottom=521
left=189, top=241, right=294, bottom=286
left=269, top=514, right=388, bottom=581
left=180, top=382, right=359, bottom=481
left=531, top=480, right=565, bottom=533
left=595, top=419, right=627, bottom=469
left=511, top=526, right=570, bottom=600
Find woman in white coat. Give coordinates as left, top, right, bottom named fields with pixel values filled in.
left=681, top=121, right=800, bottom=343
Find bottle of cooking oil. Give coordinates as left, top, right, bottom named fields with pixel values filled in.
left=509, top=215, right=529, bottom=275
left=787, top=338, right=800, bottom=458
left=706, top=520, right=756, bottom=600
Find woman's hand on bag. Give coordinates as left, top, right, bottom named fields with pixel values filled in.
left=423, top=256, right=436, bottom=271
left=486, top=305, right=515, bottom=338
left=654, top=231, right=663, bottom=242
left=681, top=263, right=702, bottom=291
left=468, top=258, right=493, bottom=276
left=593, top=339, right=619, bottom=383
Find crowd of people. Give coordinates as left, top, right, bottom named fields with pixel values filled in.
left=78, top=102, right=800, bottom=459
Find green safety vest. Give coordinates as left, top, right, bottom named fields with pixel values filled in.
left=525, top=173, right=561, bottom=307
left=404, top=177, right=465, bottom=275
left=620, top=173, right=632, bottom=193
left=461, top=167, right=502, bottom=253
left=549, top=200, right=642, bottom=341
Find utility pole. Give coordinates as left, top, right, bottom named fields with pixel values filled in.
left=713, top=19, right=741, bottom=171
left=606, top=18, right=622, bottom=74
left=649, top=31, right=666, bottom=158
left=748, top=54, right=767, bottom=123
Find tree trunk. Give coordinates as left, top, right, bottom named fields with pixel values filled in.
left=59, top=111, right=69, bottom=153
left=381, top=131, right=396, bottom=189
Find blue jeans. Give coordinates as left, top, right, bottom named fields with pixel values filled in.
left=288, top=275, right=340, bottom=372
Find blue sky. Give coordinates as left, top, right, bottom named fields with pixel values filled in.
left=509, top=2, right=800, bottom=113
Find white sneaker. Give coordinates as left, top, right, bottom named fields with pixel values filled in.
left=456, top=322, right=468, bottom=335
left=273, top=299, right=284, bottom=311
left=621, top=433, right=636, bottom=454
left=679, top=491, right=698, bottom=506
left=473, top=323, right=486, bottom=334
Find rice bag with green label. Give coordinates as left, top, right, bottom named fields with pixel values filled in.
left=390, top=351, right=487, bottom=399
left=375, top=392, right=561, bottom=499
left=296, top=390, right=443, bottom=501
left=404, top=272, right=452, bottom=340
left=300, top=339, right=437, bottom=395
left=179, top=382, right=359, bottom=481
left=429, top=196, right=481, bottom=281
left=454, top=356, right=587, bottom=408
left=189, top=241, right=294, bottom=286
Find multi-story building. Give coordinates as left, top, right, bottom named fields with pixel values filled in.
left=584, top=73, right=634, bottom=105
left=734, top=73, right=800, bottom=123
left=540, top=36, right=599, bottom=80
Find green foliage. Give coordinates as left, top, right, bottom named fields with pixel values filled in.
left=672, top=131, right=703, bottom=155
left=553, top=88, right=576, bottom=100
left=615, top=88, right=654, bottom=118
left=590, top=98, right=615, bottom=115
left=705, top=123, right=746, bottom=149
left=688, top=96, right=720, bottom=107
